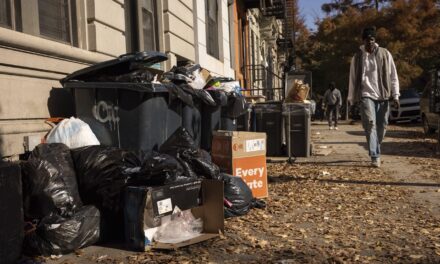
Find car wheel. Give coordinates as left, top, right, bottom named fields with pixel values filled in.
left=422, top=115, right=435, bottom=135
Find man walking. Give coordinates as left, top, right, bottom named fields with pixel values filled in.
left=348, top=26, right=400, bottom=168
left=324, top=82, right=342, bottom=130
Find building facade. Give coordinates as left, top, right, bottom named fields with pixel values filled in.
left=0, top=0, right=285, bottom=158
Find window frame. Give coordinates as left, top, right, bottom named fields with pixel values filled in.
left=0, top=0, right=83, bottom=47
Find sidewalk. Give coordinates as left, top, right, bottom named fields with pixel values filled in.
left=45, top=122, right=440, bottom=263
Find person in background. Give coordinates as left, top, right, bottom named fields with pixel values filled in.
left=348, top=26, right=400, bottom=168
left=324, top=82, right=342, bottom=130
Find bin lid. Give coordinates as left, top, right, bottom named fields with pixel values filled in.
left=60, top=51, right=168, bottom=85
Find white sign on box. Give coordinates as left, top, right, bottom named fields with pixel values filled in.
left=157, top=198, right=173, bottom=215
left=245, top=139, right=265, bottom=152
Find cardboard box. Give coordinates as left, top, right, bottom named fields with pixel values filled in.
left=124, top=180, right=224, bottom=251
left=211, top=131, right=268, bottom=198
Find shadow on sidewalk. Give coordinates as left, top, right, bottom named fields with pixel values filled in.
left=269, top=175, right=440, bottom=188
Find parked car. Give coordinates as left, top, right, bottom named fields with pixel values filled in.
left=389, top=89, right=421, bottom=123
left=420, top=69, right=440, bottom=135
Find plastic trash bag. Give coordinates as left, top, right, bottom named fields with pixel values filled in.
left=153, top=207, right=203, bottom=244
left=71, top=146, right=147, bottom=211
left=23, top=205, right=100, bottom=256
left=21, top=143, right=83, bottom=219
left=223, top=174, right=265, bottom=218
left=46, top=117, right=100, bottom=149
left=190, top=68, right=207, bottom=90
left=225, top=93, right=247, bottom=118
left=160, top=128, right=221, bottom=180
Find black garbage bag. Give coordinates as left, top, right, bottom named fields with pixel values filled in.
left=70, top=146, right=143, bottom=212
left=139, top=153, right=189, bottom=185
left=23, top=205, right=100, bottom=256
left=160, top=128, right=221, bottom=180
left=225, top=93, right=247, bottom=118
left=21, top=143, right=82, bottom=219
left=223, top=174, right=266, bottom=218
left=181, top=149, right=222, bottom=180
left=159, top=127, right=197, bottom=155
left=164, top=83, right=194, bottom=107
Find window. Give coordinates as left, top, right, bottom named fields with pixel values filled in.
left=0, top=0, right=78, bottom=46
left=140, top=0, right=157, bottom=51
left=0, top=0, right=11, bottom=28
left=205, top=0, right=219, bottom=59
left=126, top=0, right=159, bottom=52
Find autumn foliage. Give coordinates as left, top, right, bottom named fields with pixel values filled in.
left=296, top=0, right=440, bottom=97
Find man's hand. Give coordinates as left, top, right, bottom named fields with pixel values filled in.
left=393, top=99, right=400, bottom=109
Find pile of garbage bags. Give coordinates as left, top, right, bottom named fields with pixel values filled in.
left=19, top=125, right=263, bottom=256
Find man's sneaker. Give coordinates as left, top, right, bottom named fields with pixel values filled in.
left=371, top=158, right=381, bottom=168
left=334, top=126, right=339, bottom=130
left=329, top=126, right=334, bottom=130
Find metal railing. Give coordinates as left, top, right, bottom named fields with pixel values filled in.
left=243, top=64, right=284, bottom=101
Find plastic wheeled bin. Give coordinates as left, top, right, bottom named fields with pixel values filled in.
left=283, top=103, right=311, bottom=158
left=200, top=90, right=228, bottom=151
left=0, top=162, right=24, bottom=264
left=61, top=51, right=184, bottom=152
left=254, top=101, right=283, bottom=156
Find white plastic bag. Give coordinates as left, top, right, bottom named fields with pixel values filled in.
left=189, top=69, right=207, bottom=90
left=46, top=117, right=100, bottom=148
left=153, top=207, right=203, bottom=244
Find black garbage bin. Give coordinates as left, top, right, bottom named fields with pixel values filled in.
left=254, top=102, right=283, bottom=156
left=0, top=162, right=23, bottom=264
left=61, top=51, right=184, bottom=152
left=283, top=103, right=311, bottom=158
left=200, top=90, right=228, bottom=151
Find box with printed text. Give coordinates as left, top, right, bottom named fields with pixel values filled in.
left=211, top=131, right=268, bottom=198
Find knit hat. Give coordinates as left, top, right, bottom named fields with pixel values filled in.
left=362, top=27, right=376, bottom=40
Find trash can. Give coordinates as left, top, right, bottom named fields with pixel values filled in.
left=283, top=103, right=311, bottom=158
left=200, top=90, right=228, bottom=151
left=0, top=162, right=23, bottom=264
left=62, top=51, right=184, bottom=152
left=182, top=99, right=202, bottom=148
left=254, top=102, right=283, bottom=157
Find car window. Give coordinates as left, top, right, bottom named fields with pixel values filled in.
left=400, top=89, right=419, bottom=99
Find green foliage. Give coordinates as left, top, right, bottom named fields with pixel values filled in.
left=296, top=0, right=440, bottom=96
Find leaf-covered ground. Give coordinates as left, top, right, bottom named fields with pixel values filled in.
left=45, top=123, right=440, bottom=264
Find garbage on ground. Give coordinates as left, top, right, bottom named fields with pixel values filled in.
left=0, top=162, right=24, bottom=264
left=14, top=52, right=268, bottom=260
left=223, top=173, right=266, bottom=218
left=124, top=180, right=224, bottom=251
left=285, top=79, right=310, bottom=103
left=212, top=131, right=269, bottom=198
left=23, top=205, right=100, bottom=256
left=21, top=143, right=82, bottom=219
left=46, top=117, right=100, bottom=149
left=153, top=207, right=203, bottom=244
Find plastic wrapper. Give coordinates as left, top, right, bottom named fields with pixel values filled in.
left=46, top=117, right=100, bottom=149
left=21, top=143, right=83, bottom=219
left=190, top=68, right=207, bottom=90
left=153, top=207, right=203, bottom=244
left=23, top=205, right=100, bottom=256
left=223, top=174, right=266, bottom=218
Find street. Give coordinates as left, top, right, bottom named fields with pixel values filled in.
left=46, top=121, right=440, bottom=263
